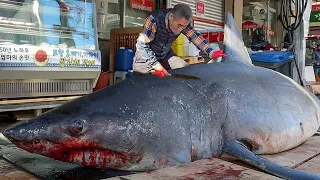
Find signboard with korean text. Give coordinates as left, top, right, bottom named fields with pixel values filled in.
left=196, top=1, right=205, bottom=16
left=200, top=31, right=224, bottom=43
left=130, top=0, right=154, bottom=12
left=268, top=29, right=275, bottom=37
left=310, top=11, right=320, bottom=23
left=310, top=3, right=320, bottom=25
left=0, top=45, right=101, bottom=69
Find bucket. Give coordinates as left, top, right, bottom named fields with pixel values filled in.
left=93, top=72, right=110, bottom=92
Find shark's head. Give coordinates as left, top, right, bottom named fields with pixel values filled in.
left=2, top=77, right=194, bottom=171
left=2, top=95, right=143, bottom=170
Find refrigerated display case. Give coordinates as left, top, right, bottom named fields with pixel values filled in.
left=0, top=0, right=101, bottom=99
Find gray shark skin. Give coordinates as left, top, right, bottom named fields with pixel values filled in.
left=2, top=13, right=320, bottom=179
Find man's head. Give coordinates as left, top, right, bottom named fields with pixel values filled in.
left=168, top=3, right=193, bottom=35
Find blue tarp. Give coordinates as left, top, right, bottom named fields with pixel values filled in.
left=250, top=51, right=294, bottom=63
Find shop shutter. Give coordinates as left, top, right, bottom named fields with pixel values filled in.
left=170, top=0, right=225, bottom=30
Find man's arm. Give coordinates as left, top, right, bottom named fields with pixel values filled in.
left=181, top=23, right=224, bottom=59
left=135, top=15, right=159, bottom=67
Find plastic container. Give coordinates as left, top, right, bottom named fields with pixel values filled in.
left=114, top=71, right=128, bottom=84
left=126, top=70, right=134, bottom=78
left=187, top=42, right=200, bottom=57
left=173, top=34, right=184, bottom=45
left=115, top=47, right=135, bottom=71
left=182, top=35, right=199, bottom=57
left=183, top=45, right=189, bottom=57
left=93, top=71, right=110, bottom=91
left=253, top=59, right=294, bottom=79
left=250, top=51, right=294, bottom=63
left=172, top=34, right=184, bottom=57
left=172, top=44, right=184, bottom=57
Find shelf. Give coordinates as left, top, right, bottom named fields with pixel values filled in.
left=0, top=0, right=26, bottom=10
left=0, top=1, right=84, bottom=20
left=0, top=21, right=92, bottom=39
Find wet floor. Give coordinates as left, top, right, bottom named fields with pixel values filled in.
left=44, top=167, right=134, bottom=180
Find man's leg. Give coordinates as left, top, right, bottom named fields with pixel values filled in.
left=167, top=56, right=189, bottom=69
left=132, top=54, right=153, bottom=74
left=133, top=50, right=189, bottom=74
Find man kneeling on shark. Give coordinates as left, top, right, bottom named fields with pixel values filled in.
left=133, top=3, right=226, bottom=78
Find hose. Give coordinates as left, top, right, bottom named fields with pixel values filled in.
left=280, top=0, right=308, bottom=32
left=279, top=0, right=308, bottom=88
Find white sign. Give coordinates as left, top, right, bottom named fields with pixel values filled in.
left=0, top=45, right=101, bottom=69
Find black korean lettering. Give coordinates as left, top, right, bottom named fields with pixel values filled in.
left=12, top=55, right=17, bottom=60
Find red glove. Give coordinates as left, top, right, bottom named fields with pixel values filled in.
left=153, top=69, right=167, bottom=78
left=211, top=50, right=226, bottom=59
left=151, top=63, right=169, bottom=78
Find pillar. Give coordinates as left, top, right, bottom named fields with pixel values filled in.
left=225, top=0, right=243, bottom=30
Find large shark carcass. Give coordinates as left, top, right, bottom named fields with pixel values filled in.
left=3, top=13, right=320, bottom=179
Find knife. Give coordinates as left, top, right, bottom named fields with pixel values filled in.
left=152, top=69, right=200, bottom=80
left=168, top=73, right=200, bottom=80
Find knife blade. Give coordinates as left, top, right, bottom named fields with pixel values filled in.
left=168, top=73, right=200, bottom=80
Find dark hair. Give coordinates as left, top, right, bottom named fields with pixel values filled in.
left=171, top=3, right=193, bottom=22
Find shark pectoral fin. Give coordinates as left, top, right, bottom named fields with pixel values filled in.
left=223, top=140, right=320, bottom=180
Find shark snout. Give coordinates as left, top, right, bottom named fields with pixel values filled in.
left=2, top=121, right=45, bottom=143
left=2, top=126, right=29, bottom=142
left=2, top=128, right=15, bottom=140
left=2, top=124, right=55, bottom=156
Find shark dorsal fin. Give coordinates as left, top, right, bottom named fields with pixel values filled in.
left=223, top=12, right=253, bottom=65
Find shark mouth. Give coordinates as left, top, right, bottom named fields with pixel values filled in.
left=63, top=148, right=138, bottom=169
left=10, top=139, right=142, bottom=170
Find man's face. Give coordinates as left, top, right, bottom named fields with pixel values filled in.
left=168, top=13, right=189, bottom=35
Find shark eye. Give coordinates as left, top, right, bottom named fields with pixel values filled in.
left=71, top=120, right=84, bottom=134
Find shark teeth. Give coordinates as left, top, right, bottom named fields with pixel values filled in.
left=64, top=148, right=135, bottom=169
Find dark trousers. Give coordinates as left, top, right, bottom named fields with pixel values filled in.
left=158, top=50, right=177, bottom=70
